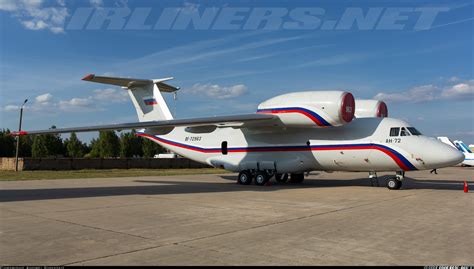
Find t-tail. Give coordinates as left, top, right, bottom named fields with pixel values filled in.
left=82, top=74, right=179, bottom=122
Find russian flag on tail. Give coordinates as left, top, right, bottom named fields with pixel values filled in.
left=143, top=96, right=157, bottom=106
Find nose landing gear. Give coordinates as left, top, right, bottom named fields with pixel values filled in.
left=387, top=177, right=402, bottom=190
left=387, top=171, right=404, bottom=190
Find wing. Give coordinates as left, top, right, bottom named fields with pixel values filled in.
left=12, top=114, right=280, bottom=136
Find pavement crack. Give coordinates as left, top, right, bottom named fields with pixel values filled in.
left=2, top=207, right=154, bottom=241
left=63, top=244, right=167, bottom=265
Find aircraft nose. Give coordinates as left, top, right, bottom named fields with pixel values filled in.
left=422, top=139, right=464, bottom=168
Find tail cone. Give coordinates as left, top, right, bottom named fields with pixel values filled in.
left=464, top=181, right=469, bottom=193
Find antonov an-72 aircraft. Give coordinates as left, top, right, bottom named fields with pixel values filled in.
left=13, top=75, right=464, bottom=190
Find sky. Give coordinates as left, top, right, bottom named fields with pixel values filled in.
left=0, top=0, right=473, bottom=144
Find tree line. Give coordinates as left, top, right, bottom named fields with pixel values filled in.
left=0, top=128, right=165, bottom=158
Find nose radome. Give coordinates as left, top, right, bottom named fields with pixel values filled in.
left=422, top=139, right=464, bottom=168
left=446, top=145, right=465, bottom=166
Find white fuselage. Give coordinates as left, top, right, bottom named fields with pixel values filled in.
left=138, top=117, right=463, bottom=173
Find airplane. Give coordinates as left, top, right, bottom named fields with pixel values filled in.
left=437, top=137, right=474, bottom=166
left=12, top=74, right=464, bottom=190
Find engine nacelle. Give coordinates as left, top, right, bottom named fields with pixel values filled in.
left=354, top=99, right=388, bottom=118
left=257, top=91, right=355, bottom=127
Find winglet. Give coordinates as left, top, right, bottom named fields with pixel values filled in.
left=10, top=131, right=29, bottom=136
left=82, top=74, right=95, bottom=81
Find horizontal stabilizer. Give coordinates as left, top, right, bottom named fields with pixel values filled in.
left=82, top=74, right=179, bottom=92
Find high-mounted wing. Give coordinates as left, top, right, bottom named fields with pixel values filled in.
left=11, top=114, right=279, bottom=136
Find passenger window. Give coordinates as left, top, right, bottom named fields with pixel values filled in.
left=221, top=141, right=228, bottom=155
left=400, top=127, right=410, bottom=136
left=390, top=127, right=400, bottom=137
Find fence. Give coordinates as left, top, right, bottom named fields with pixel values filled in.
left=0, top=157, right=211, bottom=171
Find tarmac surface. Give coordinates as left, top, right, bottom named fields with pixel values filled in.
left=1, top=167, right=473, bottom=265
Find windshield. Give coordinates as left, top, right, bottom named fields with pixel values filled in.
left=400, top=127, right=410, bottom=136
left=407, top=127, right=422, bottom=135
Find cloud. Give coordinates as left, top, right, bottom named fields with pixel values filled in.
left=187, top=83, right=248, bottom=99
left=441, top=81, right=474, bottom=99
left=35, top=93, right=53, bottom=103
left=0, top=0, right=69, bottom=34
left=448, top=76, right=460, bottom=82
left=123, top=32, right=306, bottom=72
left=3, top=105, right=19, bottom=112
left=374, top=79, right=474, bottom=103
left=294, top=53, right=371, bottom=69
left=374, top=85, right=437, bottom=102
left=89, top=0, right=103, bottom=8
left=93, top=88, right=129, bottom=103
left=2, top=89, right=130, bottom=113
left=59, top=97, right=93, bottom=107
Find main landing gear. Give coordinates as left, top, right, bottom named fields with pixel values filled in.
left=386, top=171, right=404, bottom=190
left=237, top=170, right=305, bottom=186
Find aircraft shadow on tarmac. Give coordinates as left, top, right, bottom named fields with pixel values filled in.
left=0, top=175, right=469, bottom=203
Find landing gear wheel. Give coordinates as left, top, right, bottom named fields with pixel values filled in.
left=387, top=177, right=402, bottom=190
left=275, top=173, right=288, bottom=183
left=238, top=170, right=253, bottom=185
left=255, top=171, right=270, bottom=186
left=289, top=173, right=305, bottom=183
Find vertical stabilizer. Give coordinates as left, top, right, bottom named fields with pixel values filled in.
left=81, top=74, right=178, bottom=121
left=128, top=83, right=174, bottom=122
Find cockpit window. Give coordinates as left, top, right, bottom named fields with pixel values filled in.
left=390, top=127, right=400, bottom=137
left=407, top=127, right=422, bottom=136
left=400, top=127, right=410, bottom=136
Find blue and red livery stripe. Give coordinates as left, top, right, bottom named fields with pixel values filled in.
left=138, top=133, right=220, bottom=153
left=136, top=133, right=417, bottom=171
left=257, top=107, right=331, bottom=127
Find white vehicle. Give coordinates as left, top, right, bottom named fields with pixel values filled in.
left=437, top=137, right=474, bottom=167
left=154, top=153, right=179, bottom=159
left=14, top=74, right=464, bottom=190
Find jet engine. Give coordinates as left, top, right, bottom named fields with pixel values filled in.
left=354, top=99, right=388, bottom=118
left=257, top=91, right=355, bottom=127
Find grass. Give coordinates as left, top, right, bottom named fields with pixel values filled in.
left=0, top=168, right=230, bottom=181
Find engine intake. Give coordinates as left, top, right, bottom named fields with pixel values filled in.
left=257, top=91, right=355, bottom=127
left=355, top=99, right=388, bottom=118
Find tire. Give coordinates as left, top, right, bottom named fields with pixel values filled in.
left=255, top=171, right=270, bottom=186
left=387, top=177, right=402, bottom=190
left=275, top=173, right=288, bottom=183
left=289, top=173, right=304, bottom=183
left=238, top=170, right=253, bottom=185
